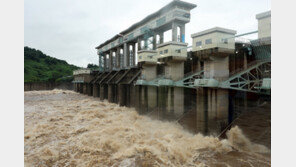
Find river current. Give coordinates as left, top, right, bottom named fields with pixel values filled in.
left=24, top=89, right=270, bottom=166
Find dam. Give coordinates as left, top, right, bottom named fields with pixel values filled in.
left=72, top=0, right=271, bottom=136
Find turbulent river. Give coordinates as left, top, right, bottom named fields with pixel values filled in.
left=24, top=89, right=270, bottom=167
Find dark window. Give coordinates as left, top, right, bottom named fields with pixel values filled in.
left=119, top=37, right=123, bottom=43
left=205, top=39, right=212, bottom=44
left=196, top=41, right=202, bottom=46
left=159, top=51, right=163, bottom=54
left=164, top=49, right=168, bottom=54
left=183, top=13, right=190, bottom=18
left=221, top=38, right=228, bottom=44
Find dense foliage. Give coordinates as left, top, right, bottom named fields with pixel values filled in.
left=24, top=46, right=80, bottom=82
left=87, top=63, right=99, bottom=69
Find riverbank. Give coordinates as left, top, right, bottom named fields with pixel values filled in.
left=24, top=89, right=270, bottom=166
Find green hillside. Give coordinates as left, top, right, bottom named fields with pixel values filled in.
left=24, top=46, right=80, bottom=82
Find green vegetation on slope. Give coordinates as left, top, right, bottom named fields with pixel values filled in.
left=24, top=46, right=80, bottom=82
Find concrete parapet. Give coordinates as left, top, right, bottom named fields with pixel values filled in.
left=157, top=41, right=188, bottom=59
left=138, top=50, right=158, bottom=63
left=164, top=61, right=184, bottom=81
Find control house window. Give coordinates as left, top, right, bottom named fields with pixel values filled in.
left=196, top=41, right=202, bottom=46
left=205, top=39, right=212, bottom=44
left=221, top=38, right=228, bottom=44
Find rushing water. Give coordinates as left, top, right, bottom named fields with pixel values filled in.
left=24, top=89, right=270, bottom=167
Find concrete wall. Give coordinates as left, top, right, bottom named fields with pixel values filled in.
left=73, top=69, right=91, bottom=75
left=73, top=74, right=94, bottom=83
left=204, top=56, right=229, bottom=81
left=24, top=82, right=73, bottom=91
left=142, top=65, right=157, bottom=81
left=165, top=62, right=184, bottom=81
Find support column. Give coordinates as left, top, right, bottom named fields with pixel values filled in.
left=127, top=44, right=130, bottom=67
left=123, top=43, right=128, bottom=68
left=98, top=54, right=102, bottom=70
left=167, top=87, right=174, bottom=112
left=117, top=48, right=121, bottom=69
left=174, top=87, right=184, bottom=116
left=112, top=51, right=116, bottom=70
left=109, top=50, right=113, bottom=71
left=79, top=83, right=83, bottom=93
left=103, top=54, right=107, bottom=71
left=144, top=39, right=148, bottom=50
left=203, top=55, right=229, bottom=134
left=147, top=86, right=157, bottom=112
left=120, top=48, right=124, bottom=69
left=118, top=84, right=126, bottom=106
left=153, top=34, right=157, bottom=50
left=137, top=38, right=142, bottom=51
left=100, top=85, right=104, bottom=100
left=159, top=32, right=164, bottom=44
left=243, top=52, right=248, bottom=69
left=132, top=43, right=136, bottom=66
left=108, top=84, right=113, bottom=102
left=196, top=88, right=208, bottom=134
left=172, top=22, right=178, bottom=42
left=180, top=25, right=185, bottom=43
left=139, top=86, right=148, bottom=114
left=197, top=61, right=202, bottom=71
left=93, top=84, right=98, bottom=97
left=83, top=83, right=87, bottom=94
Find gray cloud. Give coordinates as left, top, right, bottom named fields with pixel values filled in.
left=25, top=0, right=270, bottom=67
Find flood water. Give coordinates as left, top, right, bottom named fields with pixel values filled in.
left=24, top=89, right=270, bottom=166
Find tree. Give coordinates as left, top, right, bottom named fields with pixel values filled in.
left=87, top=63, right=99, bottom=69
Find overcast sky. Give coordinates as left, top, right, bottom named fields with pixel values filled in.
left=24, top=0, right=271, bottom=67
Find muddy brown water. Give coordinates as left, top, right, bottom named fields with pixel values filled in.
left=24, top=89, right=270, bottom=166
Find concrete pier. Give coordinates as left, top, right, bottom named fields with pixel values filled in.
left=93, top=84, right=100, bottom=97
left=108, top=84, right=117, bottom=103
left=99, top=85, right=108, bottom=100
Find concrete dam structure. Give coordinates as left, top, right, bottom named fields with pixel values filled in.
left=73, top=0, right=271, bottom=135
